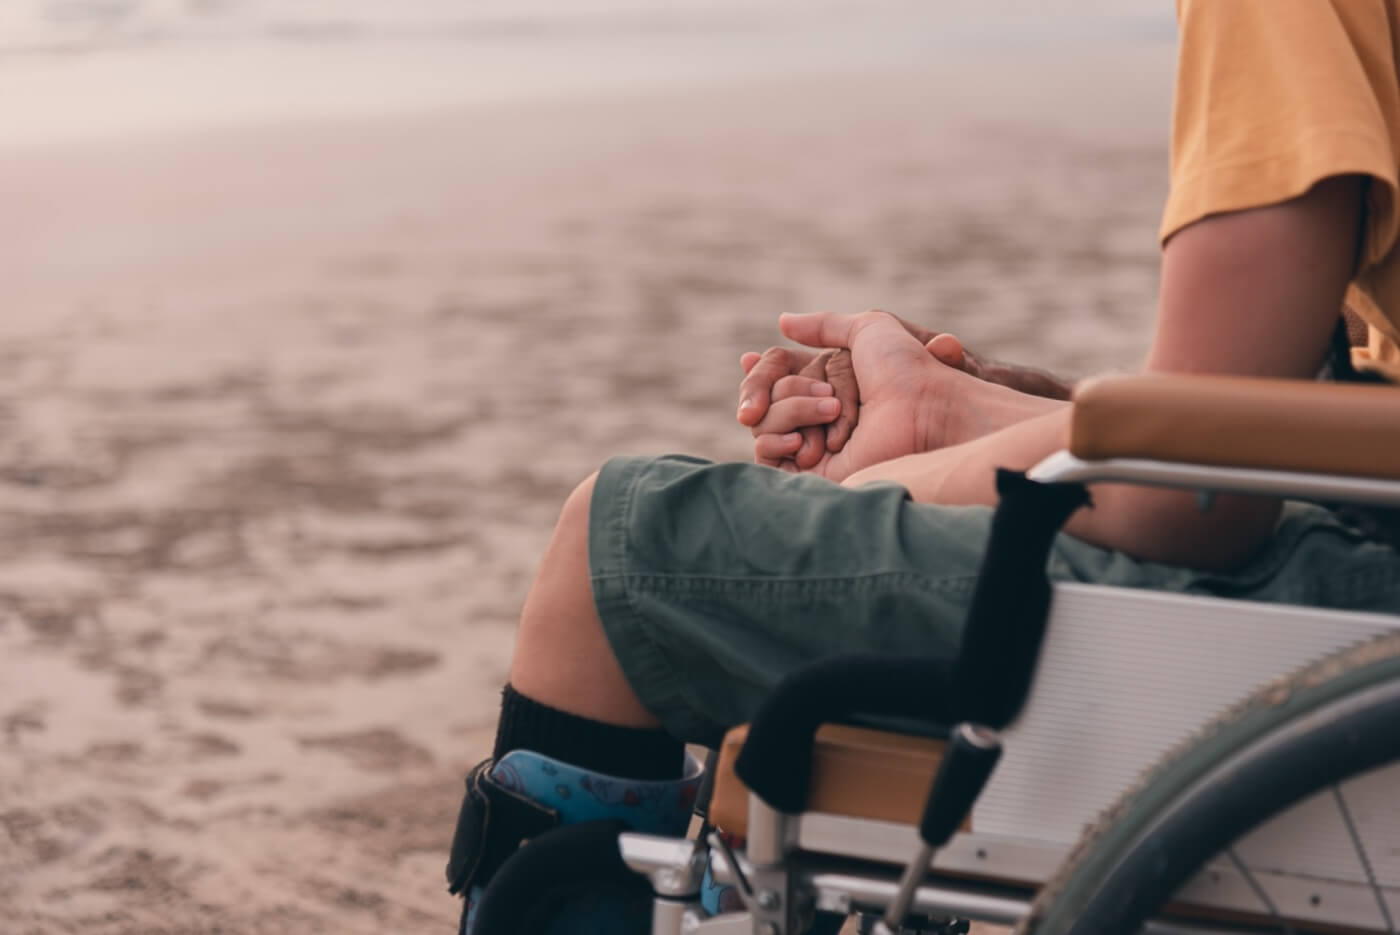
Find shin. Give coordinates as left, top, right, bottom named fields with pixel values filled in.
left=448, top=470, right=695, bottom=933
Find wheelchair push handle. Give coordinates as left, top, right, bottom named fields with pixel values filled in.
left=920, top=723, right=1002, bottom=849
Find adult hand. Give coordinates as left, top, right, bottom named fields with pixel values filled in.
left=753, top=309, right=981, bottom=482
left=875, top=312, right=1074, bottom=401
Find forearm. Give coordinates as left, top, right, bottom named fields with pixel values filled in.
left=943, top=378, right=1067, bottom=446
left=976, top=359, right=1074, bottom=401
left=846, top=408, right=1068, bottom=505
left=846, top=408, right=1279, bottom=570
left=865, top=176, right=1366, bottom=567
left=888, top=312, right=1075, bottom=400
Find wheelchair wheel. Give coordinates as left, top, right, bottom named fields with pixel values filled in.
left=471, top=819, right=653, bottom=935
left=1019, top=631, right=1400, bottom=935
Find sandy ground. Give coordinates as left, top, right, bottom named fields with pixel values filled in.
left=1, top=43, right=1170, bottom=933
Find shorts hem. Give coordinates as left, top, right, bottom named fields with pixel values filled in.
left=589, top=456, right=723, bottom=744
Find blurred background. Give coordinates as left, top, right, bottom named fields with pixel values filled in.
left=2, top=2, right=1174, bottom=931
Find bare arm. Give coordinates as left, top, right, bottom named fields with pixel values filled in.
left=845, top=175, right=1365, bottom=569
left=921, top=331, right=1074, bottom=401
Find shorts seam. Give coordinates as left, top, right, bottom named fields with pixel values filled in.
left=596, top=570, right=979, bottom=596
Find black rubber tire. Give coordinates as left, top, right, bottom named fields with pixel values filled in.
left=472, top=819, right=653, bottom=935
left=1017, top=631, right=1400, bottom=935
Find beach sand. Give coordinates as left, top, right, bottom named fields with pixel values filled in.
left=1, top=40, right=1171, bottom=933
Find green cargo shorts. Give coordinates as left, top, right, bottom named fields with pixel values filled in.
left=588, top=454, right=1400, bottom=747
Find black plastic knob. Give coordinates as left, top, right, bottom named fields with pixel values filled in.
left=918, top=723, right=1003, bottom=849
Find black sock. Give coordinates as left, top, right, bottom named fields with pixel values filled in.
left=491, top=684, right=684, bottom=781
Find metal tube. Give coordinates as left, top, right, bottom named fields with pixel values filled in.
left=650, top=898, right=688, bottom=935
left=618, top=833, right=706, bottom=897
left=681, top=911, right=757, bottom=934
left=745, top=795, right=792, bottom=866
left=880, top=843, right=934, bottom=930
left=1026, top=450, right=1400, bottom=508
left=805, top=869, right=1029, bottom=927
left=805, top=868, right=1255, bottom=935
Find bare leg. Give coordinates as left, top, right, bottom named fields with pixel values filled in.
left=508, top=471, right=661, bottom=728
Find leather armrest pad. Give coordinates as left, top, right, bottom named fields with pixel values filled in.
left=1071, top=374, right=1400, bottom=479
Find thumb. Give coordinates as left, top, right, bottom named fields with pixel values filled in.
left=779, top=311, right=860, bottom=350
left=925, top=333, right=967, bottom=370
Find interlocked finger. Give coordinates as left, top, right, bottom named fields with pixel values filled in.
left=769, top=374, right=834, bottom=404
left=750, top=395, right=842, bottom=437
left=737, top=346, right=818, bottom=426
left=823, top=348, right=859, bottom=452
left=753, top=431, right=803, bottom=467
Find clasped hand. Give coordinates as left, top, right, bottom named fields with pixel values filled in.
left=734, top=310, right=985, bottom=481
left=735, top=309, right=1072, bottom=483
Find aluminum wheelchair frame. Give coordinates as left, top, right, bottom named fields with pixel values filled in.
left=613, top=449, right=1400, bottom=935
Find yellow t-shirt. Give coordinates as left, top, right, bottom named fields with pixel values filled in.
left=1161, top=0, right=1400, bottom=378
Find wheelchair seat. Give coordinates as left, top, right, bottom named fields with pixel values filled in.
left=709, top=723, right=950, bottom=836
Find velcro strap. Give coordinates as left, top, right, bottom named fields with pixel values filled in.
left=445, top=759, right=560, bottom=896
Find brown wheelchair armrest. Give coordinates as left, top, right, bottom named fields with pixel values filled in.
left=709, top=723, right=954, bottom=836
left=1070, top=374, right=1400, bottom=479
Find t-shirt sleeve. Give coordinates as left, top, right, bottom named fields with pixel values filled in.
left=1162, top=0, right=1400, bottom=271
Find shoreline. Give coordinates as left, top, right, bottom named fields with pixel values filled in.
left=0, top=13, right=1174, bottom=150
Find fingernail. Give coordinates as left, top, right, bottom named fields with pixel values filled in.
left=811, top=382, right=833, bottom=396
left=817, top=398, right=840, bottom=417
left=738, top=397, right=754, bottom=412
left=784, top=432, right=801, bottom=445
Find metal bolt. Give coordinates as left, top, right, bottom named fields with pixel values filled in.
left=756, top=889, right=781, bottom=911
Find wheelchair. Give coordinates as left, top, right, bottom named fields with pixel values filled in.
left=474, top=373, right=1400, bottom=935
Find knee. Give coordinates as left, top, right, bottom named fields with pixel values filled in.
left=557, top=470, right=599, bottom=539
left=514, top=469, right=608, bottom=665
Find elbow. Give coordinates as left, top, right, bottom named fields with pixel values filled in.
left=1070, top=486, right=1283, bottom=572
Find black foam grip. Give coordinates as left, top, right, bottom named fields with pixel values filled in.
left=951, top=470, right=1089, bottom=728
left=919, top=725, right=1003, bottom=848
left=734, top=654, right=955, bottom=814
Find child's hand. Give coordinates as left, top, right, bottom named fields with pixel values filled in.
left=739, top=350, right=845, bottom=470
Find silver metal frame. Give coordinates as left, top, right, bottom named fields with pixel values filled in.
left=1027, top=450, right=1400, bottom=507
left=622, top=830, right=1256, bottom=935
left=743, top=798, right=802, bottom=934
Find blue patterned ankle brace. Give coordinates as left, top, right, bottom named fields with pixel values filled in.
left=463, top=750, right=705, bottom=934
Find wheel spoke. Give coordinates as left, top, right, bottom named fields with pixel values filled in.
left=1331, top=785, right=1397, bottom=934
left=1226, top=847, right=1295, bottom=935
